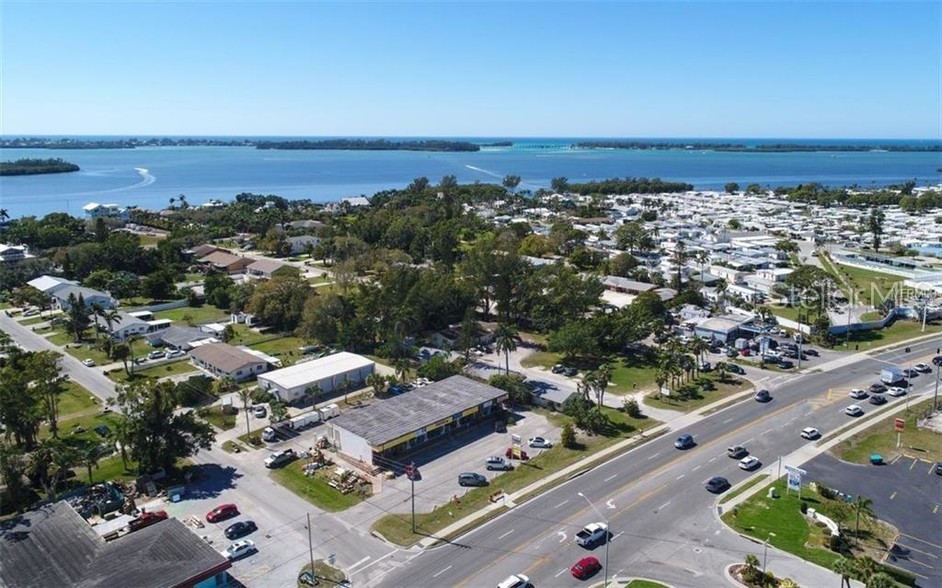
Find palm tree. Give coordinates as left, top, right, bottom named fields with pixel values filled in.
left=90, top=303, right=105, bottom=344
left=394, top=358, right=410, bottom=383
left=493, top=323, right=519, bottom=375
left=592, top=365, right=612, bottom=409
left=866, top=573, right=893, bottom=588
left=0, top=208, right=9, bottom=222
left=237, top=387, right=253, bottom=438
left=854, top=556, right=879, bottom=585
left=853, top=495, right=876, bottom=546
left=102, top=308, right=122, bottom=356
left=79, top=444, right=103, bottom=483
left=832, top=557, right=855, bottom=588
left=112, top=343, right=131, bottom=375
left=744, top=553, right=760, bottom=572
left=365, top=373, right=386, bottom=397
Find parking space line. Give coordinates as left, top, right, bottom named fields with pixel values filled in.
left=899, top=532, right=942, bottom=550
left=909, top=459, right=918, bottom=470
left=554, top=499, right=569, bottom=509
left=692, top=465, right=701, bottom=471
left=896, top=542, right=939, bottom=559
left=708, top=457, right=717, bottom=462
left=889, top=491, right=897, bottom=500
left=554, top=568, right=568, bottom=578
left=613, top=531, right=624, bottom=540
left=656, top=501, right=671, bottom=511
left=676, top=474, right=685, bottom=480
left=432, top=565, right=453, bottom=578
left=498, top=529, right=514, bottom=540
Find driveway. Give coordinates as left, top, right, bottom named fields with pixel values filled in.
left=802, top=453, right=942, bottom=585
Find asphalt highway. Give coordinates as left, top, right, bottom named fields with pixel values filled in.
left=370, top=338, right=941, bottom=588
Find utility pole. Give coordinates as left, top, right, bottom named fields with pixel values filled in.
left=410, top=463, right=416, bottom=534
left=934, top=348, right=940, bottom=412
left=307, top=513, right=315, bottom=580
left=762, top=532, right=777, bottom=586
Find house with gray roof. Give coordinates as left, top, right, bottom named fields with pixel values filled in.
left=190, top=342, right=268, bottom=381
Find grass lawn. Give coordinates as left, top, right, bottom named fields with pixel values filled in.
left=373, top=406, right=659, bottom=547
left=18, top=316, right=49, bottom=326
left=47, top=331, right=78, bottom=347
left=626, top=581, right=669, bottom=588
left=91, top=454, right=139, bottom=484
left=298, top=561, right=347, bottom=588
left=227, top=324, right=285, bottom=346
left=644, top=373, right=752, bottom=412
left=153, top=305, right=229, bottom=325
left=237, top=426, right=269, bottom=448
left=250, top=335, right=308, bottom=365
left=306, top=275, right=333, bottom=286
left=199, top=406, right=237, bottom=431
left=835, top=264, right=905, bottom=305
left=724, top=480, right=904, bottom=578
left=520, top=350, right=659, bottom=393
left=45, top=411, right=124, bottom=448
left=838, top=320, right=942, bottom=352
left=719, top=474, right=769, bottom=505
left=269, top=461, right=365, bottom=512
left=833, top=399, right=940, bottom=464
left=58, top=381, right=101, bottom=418
left=108, top=359, right=198, bottom=382
left=860, top=311, right=884, bottom=322
left=138, top=233, right=167, bottom=247
left=770, top=305, right=802, bottom=322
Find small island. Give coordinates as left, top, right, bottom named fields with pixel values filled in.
left=0, top=157, right=81, bottom=176
left=254, top=139, right=481, bottom=152
left=574, top=140, right=942, bottom=153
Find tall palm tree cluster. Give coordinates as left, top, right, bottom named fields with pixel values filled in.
left=654, top=335, right=710, bottom=397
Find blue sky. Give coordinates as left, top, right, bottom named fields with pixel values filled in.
left=2, top=1, right=939, bottom=138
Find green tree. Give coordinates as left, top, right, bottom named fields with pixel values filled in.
left=868, top=207, right=885, bottom=251
left=727, top=218, right=742, bottom=230
left=832, top=557, right=855, bottom=588
left=65, top=293, right=91, bottom=342
left=28, top=438, right=79, bottom=499
left=28, top=351, right=66, bottom=439
left=560, top=421, right=576, bottom=448
left=269, top=400, right=289, bottom=423
left=0, top=442, right=29, bottom=512
left=0, top=362, right=45, bottom=448
left=853, top=496, right=876, bottom=546
left=112, top=379, right=215, bottom=474
left=551, top=176, right=570, bottom=194
left=502, top=174, right=521, bottom=195
left=79, top=443, right=104, bottom=484
left=247, top=275, right=311, bottom=331
left=866, top=573, right=893, bottom=588
left=237, top=387, right=253, bottom=438
left=141, top=269, right=176, bottom=300
left=622, top=397, right=642, bottom=418
left=488, top=373, right=530, bottom=406
left=613, top=221, right=654, bottom=254
left=416, top=354, right=460, bottom=381
left=493, top=323, right=519, bottom=375
left=724, top=182, right=740, bottom=194
left=366, top=373, right=386, bottom=397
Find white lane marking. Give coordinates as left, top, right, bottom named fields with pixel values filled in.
left=676, top=474, right=685, bottom=480
left=647, top=451, right=662, bottom=460
left=692, top=465, right=701, bottom=471
left=605, top=474, right=618, bottom=482
left=743, top=437, right=755, bottom=444
left=498, top=529, right=514, bottom=540
left=722, top=417, right=734, bottom=424
left=606, top=499, right=616, bottom=509
left=557, top=531, right=568, bottom=543
left=555, top=568, right=568, bottom=578
left=709, top=456, right=717, bottom=462
left=762, top=428, right=774, bottom=435
left=554, top=499, right=569, bottom=508
left=432, top=565, right=453, bottom=579
left=350, top=550, right=398, bottom=575
left=348, top=556, right=371, bottom=571
left=656, top=500, right=671, bottom=511
left=613, top=531, right=624, bottom=540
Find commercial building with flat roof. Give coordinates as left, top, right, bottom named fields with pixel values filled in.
left=257, top=352, right=374, bottom=403
left=327, top=375, right=507, bottom=468
left=190, top=342, right=268, bottom=381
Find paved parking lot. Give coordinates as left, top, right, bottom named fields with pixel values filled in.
left=802, top=453, right=942, bottom=585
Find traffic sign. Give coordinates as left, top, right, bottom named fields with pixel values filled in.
left=894, top=418, right=905, bottom=432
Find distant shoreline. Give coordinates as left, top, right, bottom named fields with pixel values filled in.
left=0, top=157, right=80, bottom=176
left=1, top=136, right=939, bottom=153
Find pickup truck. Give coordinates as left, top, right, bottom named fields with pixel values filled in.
left=575, top=522, right=608, bottom=547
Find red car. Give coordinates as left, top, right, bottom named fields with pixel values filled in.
left=571, top=556, right=601, bottom=579
left=504, top=447, right=529, bottom=461
left=206, top=503, right=239, bottom=523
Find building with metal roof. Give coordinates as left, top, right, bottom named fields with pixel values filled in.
left=257, top=352, right=374, bottom=403
left=327, top=375, right=507, bottom=468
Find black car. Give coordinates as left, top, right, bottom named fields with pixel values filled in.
left=804, top=348, right=819, bottom=357
left=563, top=367, right=578, bottom=377
left=458, top=472, right=488, bottom=487
left=224, top=520, right=258, bottom=540
left=754, top=389, right=772, bottom=402
left=869, top=394, right=888, bottom=406
left=933, top=355, right=942, bottom=366
left=935, top=462, right=942, bottom=476
left=777, top=359, right=794, bottom=369
left=705, top=476, right=731, bottom=493
left=552, top=364, right=565, bottom=374
left=726, top=363, right=746, bottom=375
left=869, top=383, right=887, bottom=394
left=902, top=368, right=919, bottom=378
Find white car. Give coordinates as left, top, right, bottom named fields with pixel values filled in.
left=800, top=427, right=821, bottom=440
left=82, top=359, right=96, bottom=367
left=887, top=387, right=907, bottom=397
left=223, top=539, right=256, bottom=560
left=253, top=405, right=267, bottom=418
left=528, top=436, right=553, bottom=449
left=166, top=349, right=185, bottom=359
left=914, top=363, right=932, bottom=373
left=739, top=456, right=761, bottom=470
left=849, top=388, right=868, bottom=400
left=844, top=405, right=864, bottom=417
left=497, top=574, right=530, bottom=588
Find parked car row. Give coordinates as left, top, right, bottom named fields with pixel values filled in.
left=205, top=503, right=260, bottom=561
left=551, top=364, right=579, bottom=377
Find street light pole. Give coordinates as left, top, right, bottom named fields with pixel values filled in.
left=762, top=532, right=776, bottom=587
left=578, top=492, right=609, bottom=588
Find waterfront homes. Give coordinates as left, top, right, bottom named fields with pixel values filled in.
left=82, top=202, right=130, bottom=220
left=189, top=342, right=269, bottom=381
left=0, top=243, right=33, bottom=265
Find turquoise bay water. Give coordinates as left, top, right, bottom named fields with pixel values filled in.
left=0, top=142, right=940, bottom=219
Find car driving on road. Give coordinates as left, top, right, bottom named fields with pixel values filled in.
left=570, top=556, right=602, bottom=579
left=739, top=456, right=761, bottom=470
left=674, top=434, right=695, bottom=449
left=869, top=394, right=888, bottom=406
left=705, top=476, right=731, bottom=493
left=800, top=427, right=821, bottom=440
left=754, top=389, right=771, bottom=402
left=849, top=389, right=868, bottom=399
left=497, top=574, right=530, bottom=588
left=914, top=363, right=931, bottom=373
left=82, top=358, right=96, bottom=367
left=887, top=387, right=907, bottom=397
left=844, top=405, right=864, bottom=417
left=727, top=445, right=748, bottom=459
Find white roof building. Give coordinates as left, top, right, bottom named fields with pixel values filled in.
left=257, top=352, right=375, bottom=404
